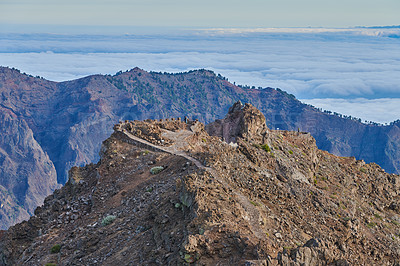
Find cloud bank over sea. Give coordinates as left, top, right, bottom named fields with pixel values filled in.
left=0, top=27, right=399, bottom=123
left=302, top=98, right=400, bottom=124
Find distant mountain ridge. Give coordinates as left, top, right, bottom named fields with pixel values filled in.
left=0, top=66, right=399, bottom=229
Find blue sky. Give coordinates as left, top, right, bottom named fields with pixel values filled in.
left=1, top=0, right=400, bottom=30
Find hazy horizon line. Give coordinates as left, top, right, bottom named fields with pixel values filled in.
left=1, top=24, right=400, bottom=35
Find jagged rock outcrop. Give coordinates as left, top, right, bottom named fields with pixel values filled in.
left=278, top=238, right=346, bottom=265
left=1, top=104, right=399, bottom=265
left=206, top=101, right=269, bottom=143
left=1, top=66, right=399, bottom=230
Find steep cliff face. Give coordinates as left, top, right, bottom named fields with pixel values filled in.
left=0, top=107, right=58, bottom=229
left=0, top=66, right=399, bottom=229
left=1, top=104, right=399, bottom=265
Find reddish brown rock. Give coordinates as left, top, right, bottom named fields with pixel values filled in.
left=1, top=105, right=399, bottom=265
left=1, top=66, right=399, bottom=232
left=206, top=101, right=269, bottom=143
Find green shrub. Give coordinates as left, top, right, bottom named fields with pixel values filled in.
left=101, top=215, right=116, bottom=226
left=50, top=244, right=61, bottom=254
left=45, top=263, right=57, bottom=266
left=367, top=222, right=376, bottom=228
left=288, top=150, right=293, bottom=154
left=184, top=253, right=196, bottom=263
left=261, top=144, right=271, bottom=152
left=198, top=228, right=205, bottom=235
left=250, top=201, right=259, bottom=206
left=283, top=246, right=293, bottom=252
left=360, top=167, right=367, bottom=173
left=150, top=166, right=164, bottom=174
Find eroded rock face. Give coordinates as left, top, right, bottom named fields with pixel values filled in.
left=0, top=107, right=59, bottom=230
left=206, top=101, right=269, bottom=143
left=1, top=66, right=400, bottom=231
left=278, top=238, right=349, bottom=265
left=1, top=106, right=399, bottom=265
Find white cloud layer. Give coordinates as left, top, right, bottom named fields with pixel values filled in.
left=200, top=27, right=400, bottom=38
left=301, top=98, right=400, bottom=124
left=0, top=29, right=399, bottom=123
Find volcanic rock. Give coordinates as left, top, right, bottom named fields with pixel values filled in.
left=1, top=66, right=399, bottom=231
left=1, top=104, right=399, bottom=265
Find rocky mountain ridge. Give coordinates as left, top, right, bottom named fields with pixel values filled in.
left=1, top=103, right=399, bottom=265
left=0, top=66, right=399, bottom=229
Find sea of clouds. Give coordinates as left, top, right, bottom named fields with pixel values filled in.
left=0, top=27, right=399, bottom=123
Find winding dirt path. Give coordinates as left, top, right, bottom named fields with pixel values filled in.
left=120, top=128, right=266, bottom=239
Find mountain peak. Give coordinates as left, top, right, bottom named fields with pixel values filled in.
left=128, top=67, right=145, bottom=73
left=1, top=67, right=399, bottom=233
left=206, top=101, right=268, bottom=143
left=1, top=103, right=399, bottom=265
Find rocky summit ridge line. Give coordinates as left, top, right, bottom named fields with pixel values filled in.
left=0, top=66, right=399, bottom=230
left=0, top=102, right=399, bottom=265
